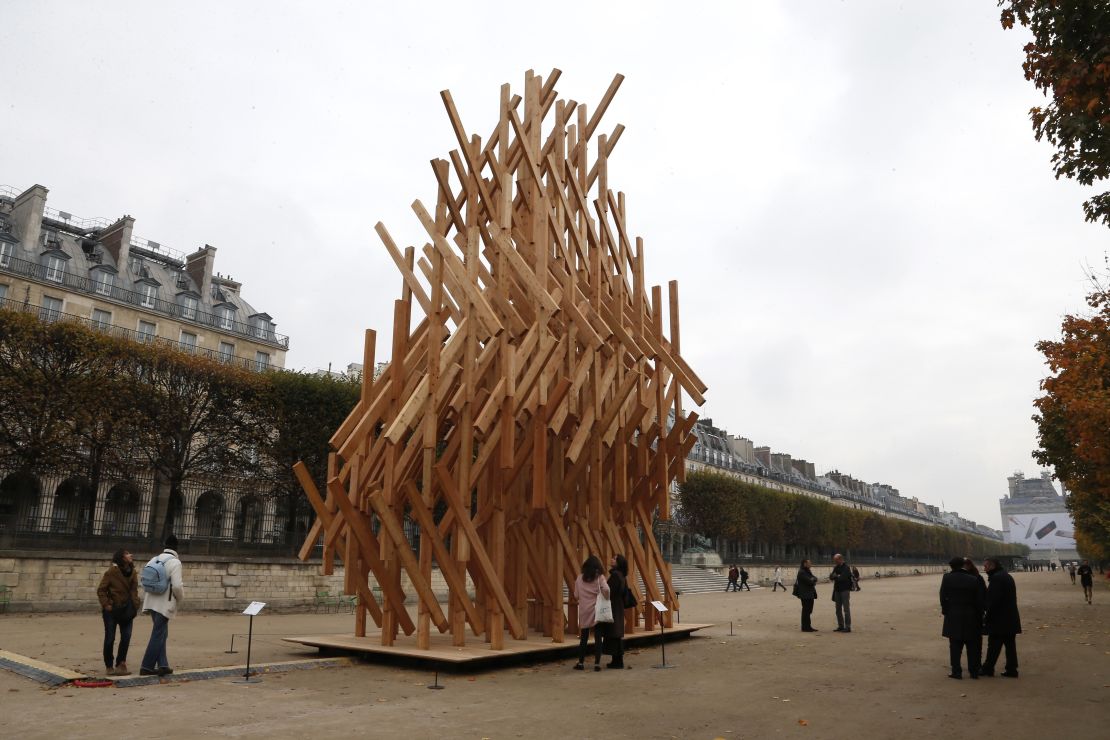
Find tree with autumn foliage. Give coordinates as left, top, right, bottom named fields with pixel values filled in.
left=1033, top=272, right=1110, bottom=560
left=999, top=1, right=1110, bottom=227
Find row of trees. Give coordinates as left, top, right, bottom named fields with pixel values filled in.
left=0, top=308, right=361, bottom=542
left=1000, top=2, right=1110, bottom=559
left=678, top=471, right=1028, bottom=561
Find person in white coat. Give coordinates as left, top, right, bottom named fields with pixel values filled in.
left=772, top=566, right=786, bottom=592
left=139, top=535, right=185, bottom=676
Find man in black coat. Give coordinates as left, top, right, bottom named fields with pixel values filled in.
left=981, top=557, right=1021, bottom=678
left=829, top=553, right=853, bottom=632
left=940, top=556, right=985, bottom=679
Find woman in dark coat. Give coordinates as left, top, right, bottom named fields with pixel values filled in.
left=605, top=554, right=629, bottom=669
left=796, top=559, right=819, bottom=632
left=940, top=556, right=985, bottom=679
left=96, top=549, right=141, bottom=676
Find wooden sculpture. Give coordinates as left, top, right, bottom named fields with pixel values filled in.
left=294, top=69, right=706, bottom=650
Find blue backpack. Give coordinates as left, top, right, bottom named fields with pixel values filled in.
left=141, top=555, right=173, bottom=595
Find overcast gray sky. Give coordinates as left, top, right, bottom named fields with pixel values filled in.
left=2, top=2, right=1104, bottom=529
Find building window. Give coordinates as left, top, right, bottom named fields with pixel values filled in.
left=129, top=256, right=143, bottom=274
left=45, top=256, right=65, bottom=283
left=0, top=242, right=11, bottom=267
left=179, top=331, right=197, bottom=352
left=178, top=295, right=198, bottom=320
left=0, top=284, right=8, bottom=304
left=217, top=306, right=234, bottom=330
left=140, top=284, right=157, bottom=308
left=219, top=341, right=235, bottom=362
left=41, top=295, right=62, bottom=322
left=94, top=271, right=114, bottom=296
left=251, top=317, right=273, bottom=340
left=138, top=320, right=156, bottom=343
left=255, top=351, right=270, bottom=371
left=91, top=309, right=112, bottom=330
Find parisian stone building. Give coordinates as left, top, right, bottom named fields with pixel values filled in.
left=0, top=182, right=296, bottom=552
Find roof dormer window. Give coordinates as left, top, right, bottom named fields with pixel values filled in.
left=177, top=294, right=198, bottom=320
left=216, top=305, right=235, bottom=330
left=44, top=255, right=66, bottom=282
left=140, top=283, right=157, bottom=308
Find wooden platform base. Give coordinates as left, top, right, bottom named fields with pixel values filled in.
left=284, top=623, right=709, bottom=671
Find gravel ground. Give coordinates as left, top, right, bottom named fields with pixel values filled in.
left=0, top=569, right=1106, bottom=739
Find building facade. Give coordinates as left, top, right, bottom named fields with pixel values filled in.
left=1000, top=471, right=1078, bottom=561
left=0, top=183, right=287, bottom=371
left=657, top=416, right=1003, bottom=563
left=0, top=182, right=300, bottom=555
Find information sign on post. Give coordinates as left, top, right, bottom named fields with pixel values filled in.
left=651, top=601, right=674, bottom=669
left=233, top=602, right=266, bottom=684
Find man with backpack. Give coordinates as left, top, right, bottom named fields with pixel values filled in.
left=139, top=535, right=184, bottom=677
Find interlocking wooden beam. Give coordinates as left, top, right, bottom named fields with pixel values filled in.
left=298, top=70, right=704, bottom=647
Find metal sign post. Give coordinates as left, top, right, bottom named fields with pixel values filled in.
left=650, top=600, right=675, bottom=669
left=233, top=601, right=265, bottom=684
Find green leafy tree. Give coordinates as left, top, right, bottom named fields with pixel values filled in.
left=257, top=370, right=361, bottom=541
left=999, top=1, right=1110, bottom=226
left=679, top=471, right=1026, bottom=560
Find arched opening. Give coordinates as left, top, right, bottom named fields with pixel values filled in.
left=195, top=491, right=225, bottom=539
left=235, top=495, right=264, bottom=543
left=0, top=471, right=41, bottom=532
left=104, top=483, right=142, bottom=537
left=50, top=477, right=95, bottom=534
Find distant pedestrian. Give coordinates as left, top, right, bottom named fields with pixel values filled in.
left=850, top=565, right=861, bottom=592
left=573, top=554, right=610, bottom=672
left=772, top=566, right=786, bottom=592
left=829, top=554, right=853, bottom=632
left=739, top=567, right=751, bottom=591
left=726, top=565, right=739, bottom=592
left=795, top=559, right=818, bottom=632
left=980, top=557, right=1021, bottom=678
left=940, top=556, right=985, bottom=679
left=96, top=549, right=141, bottom=676
left=1068, top=563, right=1076, bottom=585
left=1078, top=560, right=1094, bottom=605
left=604, top=554, right=629, bottom=669
left=139, top=535, right=185, bottom=677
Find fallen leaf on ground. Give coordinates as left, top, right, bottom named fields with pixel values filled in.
left=798, top=720, right=808, bottom=726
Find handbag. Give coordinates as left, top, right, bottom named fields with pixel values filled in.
left=594, top=590, right=614, bottom=623
left=112, top=599, right=137, bottom=623
left=791, top=581, right=801, bottom=599
left=622, top=586, right=637, bottom=610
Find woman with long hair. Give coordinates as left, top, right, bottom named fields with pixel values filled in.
left=605, top=554, right=630, bottom=669
left=573, top=554, right=611, bottom=671
left=796, top=558, right=818, bottom=632
left=96, top=548, right=141, bottom=676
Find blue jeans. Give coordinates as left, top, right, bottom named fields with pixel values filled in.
left=102, top=609, right=133, bottom=669
left=141, top=611, right=170, bottom=671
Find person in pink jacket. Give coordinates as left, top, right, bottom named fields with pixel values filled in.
left=573, top=554, right=611, bottom=672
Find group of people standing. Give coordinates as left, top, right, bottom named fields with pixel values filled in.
left=939, top=556, right=1021, bottom=680
left=793, top=553, right=855, bottom=633
left=573, top=553, right=633, bottom=671
left=96, top=536, right=185, bottom=678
